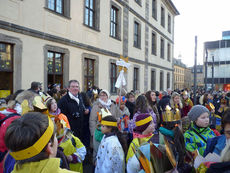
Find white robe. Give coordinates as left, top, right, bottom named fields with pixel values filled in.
left=95, top=135, right=125, bottom=173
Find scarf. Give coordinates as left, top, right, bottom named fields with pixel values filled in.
left=99, top=98, right=112, bottom=109
left=68, top=92, right=79, bottom=104
left=133, top=132, right=153, bottom=139
left=50, top=108, right=61, bottom=116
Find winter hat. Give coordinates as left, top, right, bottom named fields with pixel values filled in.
left=134, top=113, right=153, bottom=133
left=188, top=105, right=209, bottom=121
left=99, top=89, right=110, bottom=98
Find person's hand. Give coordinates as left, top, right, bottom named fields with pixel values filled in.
left=84, top=109, right=89, bottom=114
left=67, top=155, right=73, bottom=162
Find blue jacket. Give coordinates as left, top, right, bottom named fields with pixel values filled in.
left=204, top=135, right=226, bottom=157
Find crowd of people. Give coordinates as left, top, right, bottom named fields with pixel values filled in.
left=1, top=80, right=230, bottom=173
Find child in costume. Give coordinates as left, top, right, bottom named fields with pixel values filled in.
left=44, top=95, right=70, bottom=130
left=44, top=94, right=86, bottom=173
left=184, top=105, right=216, bottom=156
left=196, top=108, right=230, bottom=172
left=95, top=116, right=126, bottom=173
left=4, top=112, right=76, bottom=173
left=181, top=91, right=193, bottom=117
left=116, top=96, right=130, bottom=132
left=159, top=105, right=193, bottom=173
left=58, top=129, right=86, bottom=173
left=126, top=113, right=156, bottom=173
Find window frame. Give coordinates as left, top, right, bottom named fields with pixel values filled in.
left=168, top=14, right=171, bottom=33
left=152, top=0, right=157, bottom=20
left=0, top=42, right=14, bottom=93
left=84, top=0, right=96, bottom=28
left=151, top=32, right=157, bottom=55
left=48, top=0, right=64, bottom=14
left=134, top=21, right=141, bottom=48
left=110, top=62, right=117, bottom=93
left=84, top=58, right=95, bottom=91
left=151, top=69, right=156, bottom=90
left=46, top=0, right=70, bottom=18
left=167, top=43, right=171, bottom=62
left=161, top=6, right=165, bottom=28
left=167, top=72, right=170, bottom=89
left=160, top=38, right=165, bottom=59
left=47, top=51, right=64, bottom=88
left=160, top=71, right=164, bottom=91
left=110, top=6, right=118, bottom=38
left=133, top=67, right=139, bottom=91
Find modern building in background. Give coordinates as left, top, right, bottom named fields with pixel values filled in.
left=0, top=0, right=179, bottom=96
left=204, top=31, right=230, bottom=91
left=173, top=58, right=186, bottom=90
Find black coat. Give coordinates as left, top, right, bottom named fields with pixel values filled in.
left=58, top=92, right=86, bottom=140
left=125, top=101, right=135, bottom=119
left=158, top=96, right=170, bottom=116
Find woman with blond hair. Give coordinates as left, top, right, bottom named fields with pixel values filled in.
left=170, top=92, right=184, bottom=117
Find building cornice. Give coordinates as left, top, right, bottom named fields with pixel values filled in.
left=115, top=0, right=174, bottom=44
left=0, top=20, right=173, bottom=71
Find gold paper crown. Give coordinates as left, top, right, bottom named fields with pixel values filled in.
left=162, top=105, right=181, bottom=122
left=221, top=98, right=227, bottom=105
left=182, top=91, right=188, bottom=96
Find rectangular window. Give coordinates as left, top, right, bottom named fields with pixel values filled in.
left=110, top=63, right=117, bottom=93
left=160, top=71, right=164, bottom=91
left=168, top=14, right=171, bottom=33
left=167, top=43, right=171, bottom=61
left=48, top=0, right=63, bottom=14
left=47, top=51, right=63, bottom=88
left=161, top=6, right=165, bottom=27
left=152, top=0, right=157, bottom=20
left=133, top=67, right=139, bottom=91
left=85, top=0, right=95, bottom=28
left=167, top=73, right=170, bottom=89
left=151, top=32, right=157, bottom=55
left=110, top=6, right=118, bottom=38
left=160, top=38, right=164, bottom=59
left=151, top=70, right=156, bottom=90
left=134, top=21, right=140, bottom=48
left=84, top=58, right=95, bottom=91
left=0, top=43, right=13, bottom=93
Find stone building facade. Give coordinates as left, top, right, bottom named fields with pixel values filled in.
left=173, top=58, right=186, bottom=90
left=0, top=0, right=179, bottom=95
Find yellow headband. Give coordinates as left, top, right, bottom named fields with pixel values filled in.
left=101, top=120, right=117, bottom=127
left=135, top=116, right=153, bottom=127
left=10, top=117, right=54, bottom=160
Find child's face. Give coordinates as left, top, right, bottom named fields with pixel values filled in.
left=120, top=104, right=125, bottom=111
left=142, top=121, right=155, bottom=135
left=128, top=95, right=135, bottom=103
left=173, top=96, right=180, bottom=104
left=195, top=112, right=209, bottom=128
left=101, top=125, right=111, bottom=134
left=50, top=99, right=57, bottom=112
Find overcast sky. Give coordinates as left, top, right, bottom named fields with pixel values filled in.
left=172, top=0, right=230, bottom=67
